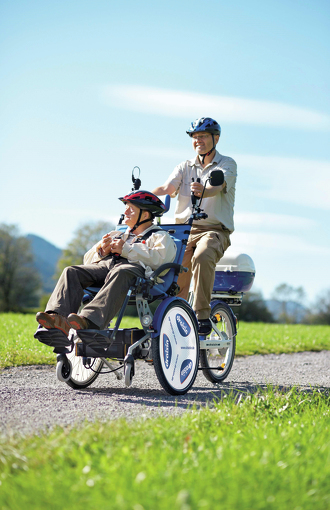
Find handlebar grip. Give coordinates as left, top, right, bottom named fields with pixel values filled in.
left=191, top=177, right=196, bottom=205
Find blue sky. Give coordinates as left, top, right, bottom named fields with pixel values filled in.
left=1, top=0, right=329, bottom=303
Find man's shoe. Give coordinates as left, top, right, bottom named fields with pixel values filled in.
left=198, top=319, right=212, bottom=335
left=67, top=314, right=89, bottom=330
left=36, top=312, right=71, bottom=337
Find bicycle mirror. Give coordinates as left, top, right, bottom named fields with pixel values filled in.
left=209, top=170, right=224, bottom=186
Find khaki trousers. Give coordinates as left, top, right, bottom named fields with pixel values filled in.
left=46, top=257, right=145, bottom=329
left=177, top=225, right=231, bottom=320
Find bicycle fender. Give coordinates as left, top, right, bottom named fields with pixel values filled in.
left=151, top=297, right=192, bottom=338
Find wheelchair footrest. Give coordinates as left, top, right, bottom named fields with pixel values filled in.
left=34, top=327, right=73, bottom=354
left=76, top=328, right=145, bottom=359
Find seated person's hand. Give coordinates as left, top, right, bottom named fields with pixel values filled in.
left=109, top=238, right=125, bottom=255
left=98, top=233, right=113, bottom=257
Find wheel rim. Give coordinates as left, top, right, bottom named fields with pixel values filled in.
left=56, top=359, right=72, bottom=383
left=205, top=307, right=234, bottom=378
left=66, top=343, right=103, bottom=385
left=159, top=304, right=198, bottom=391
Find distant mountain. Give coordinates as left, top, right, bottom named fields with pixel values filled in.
left=265, top=299, right=308, bottom=323
left=26, top=234, right=62, bottom=294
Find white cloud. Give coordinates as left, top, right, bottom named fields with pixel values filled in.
left=235, top=212, right=316, bottom=231
left=103, top=84, right=330, bottom=131
left=229, top=231, right=330, bottom=257
left=238, top=154, right=330, bottom=210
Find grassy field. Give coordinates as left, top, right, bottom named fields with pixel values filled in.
left=0, top=389, right=329, bottom=510
left=1, top=315, right=329, bottom=509
left=0, top=313, right=329, bottom=369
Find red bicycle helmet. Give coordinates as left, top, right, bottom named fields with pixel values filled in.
left=119, top=190, right=167, bottom=217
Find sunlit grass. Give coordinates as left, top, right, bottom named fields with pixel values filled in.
left=236, top=322, right=330, bottom=355
left=0, top=313, right=329, bottom=369
left=0, top=389, right=329, bottom=509
left=0, top=313, right=55, bottom=368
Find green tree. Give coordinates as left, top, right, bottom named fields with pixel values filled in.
left=271, top=283, right=306, bottom=323
left=0, top=224, right=41, bottom=311
left=56, top=221, right=115, bottom=277
left=233, top=290, right=274, bottom=323
left=307, top=289, right=330, bottom=325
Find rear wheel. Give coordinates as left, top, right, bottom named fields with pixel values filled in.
left=153, top=300, right=199, bottom=395
left=64, top=336, right=104, bottom=389
left=200, top=301, right=236, bottom=383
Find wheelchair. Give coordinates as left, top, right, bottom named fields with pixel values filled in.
left=35, top=170, right=255, bottom=396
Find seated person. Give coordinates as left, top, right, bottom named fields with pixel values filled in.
left=36, top=191, right=177, bottom=336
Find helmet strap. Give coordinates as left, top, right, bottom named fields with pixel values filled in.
left=199, top=134, right=216, bottom=165
left=131, top=209, right=153, bottom=233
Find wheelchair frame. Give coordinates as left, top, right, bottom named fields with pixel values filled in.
left=35, top=171, right=243, bottom=395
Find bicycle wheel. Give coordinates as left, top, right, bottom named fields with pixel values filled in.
left=200, top=301, right=236, bottom=383
left=64, top=336, right=104, bottom=389
left=153, top=300, right=199, bottom=395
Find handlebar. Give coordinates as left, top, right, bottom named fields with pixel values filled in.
left=188, top=170, right=224, bottom=224
left=191, top=177, right=201, bottom=206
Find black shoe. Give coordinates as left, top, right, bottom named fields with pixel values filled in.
left=198, top=319, right=212, bottom=335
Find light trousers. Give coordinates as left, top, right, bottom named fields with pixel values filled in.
left=177, top=225, right=231, bottom=320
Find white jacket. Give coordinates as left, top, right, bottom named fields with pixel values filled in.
left=83, top=225, right=177, bottom=277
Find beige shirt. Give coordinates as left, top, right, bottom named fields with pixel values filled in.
left=165, top=150, right=237, bottom=232
left=83, top=225, right=177, bottom=277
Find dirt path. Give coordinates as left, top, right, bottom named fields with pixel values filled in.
left=1, top=350, right=329, bottom=437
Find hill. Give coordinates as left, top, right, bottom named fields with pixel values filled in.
left=26, top=234, right=62, bottom=294
left=265, top=299, right=308, bottom=323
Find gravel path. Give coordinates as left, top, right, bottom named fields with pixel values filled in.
left=1, top=350, right=329, bottom=437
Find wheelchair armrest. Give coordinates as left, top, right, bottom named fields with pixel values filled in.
left=149, top=263, right=188, bottom=281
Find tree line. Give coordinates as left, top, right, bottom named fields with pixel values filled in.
left=1, top=222, right=329, bottom=324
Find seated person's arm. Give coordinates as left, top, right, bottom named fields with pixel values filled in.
left=83, top=231, right=121, bottom=264
left=121, top=232, right=177, bottom=270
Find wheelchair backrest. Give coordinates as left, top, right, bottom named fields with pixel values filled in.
left=149, top=223, right=190, bottom=297
left=114, top=222, right=191, bottom=297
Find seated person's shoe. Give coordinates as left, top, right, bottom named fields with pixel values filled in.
left=198, top=318, right=212, bottom=335
left=67, top=313, right=90, bottom=330
left=36, top=312, right=70, bottom=337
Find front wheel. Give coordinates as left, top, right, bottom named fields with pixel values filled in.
left=56, top=356, right=72, bottom=382
left=63, top=336, right=104, bottom=389
left=200, top=301, right=236, bottom=383
left=153, top=300, right=199, bottom=395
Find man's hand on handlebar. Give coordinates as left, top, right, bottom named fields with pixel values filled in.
left=190, top=180, right=204, bottom=197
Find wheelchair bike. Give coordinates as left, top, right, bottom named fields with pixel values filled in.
left=35, top=169, right=255, bottom=395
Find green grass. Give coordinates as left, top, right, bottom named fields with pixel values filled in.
left=0, top=313, right=329, bottom=369
left=236, top=322, right=330, bottom=355
left=0, top=389, right=329, bottom=510
left=0, top=313, right=56, bottom=368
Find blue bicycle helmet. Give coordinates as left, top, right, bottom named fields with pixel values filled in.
left=186, top=117, right=221, bottom=163
left=186, top=117, right=221, bottom=137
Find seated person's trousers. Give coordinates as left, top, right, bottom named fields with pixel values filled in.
left=46, top=257, right=145, bottom=329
